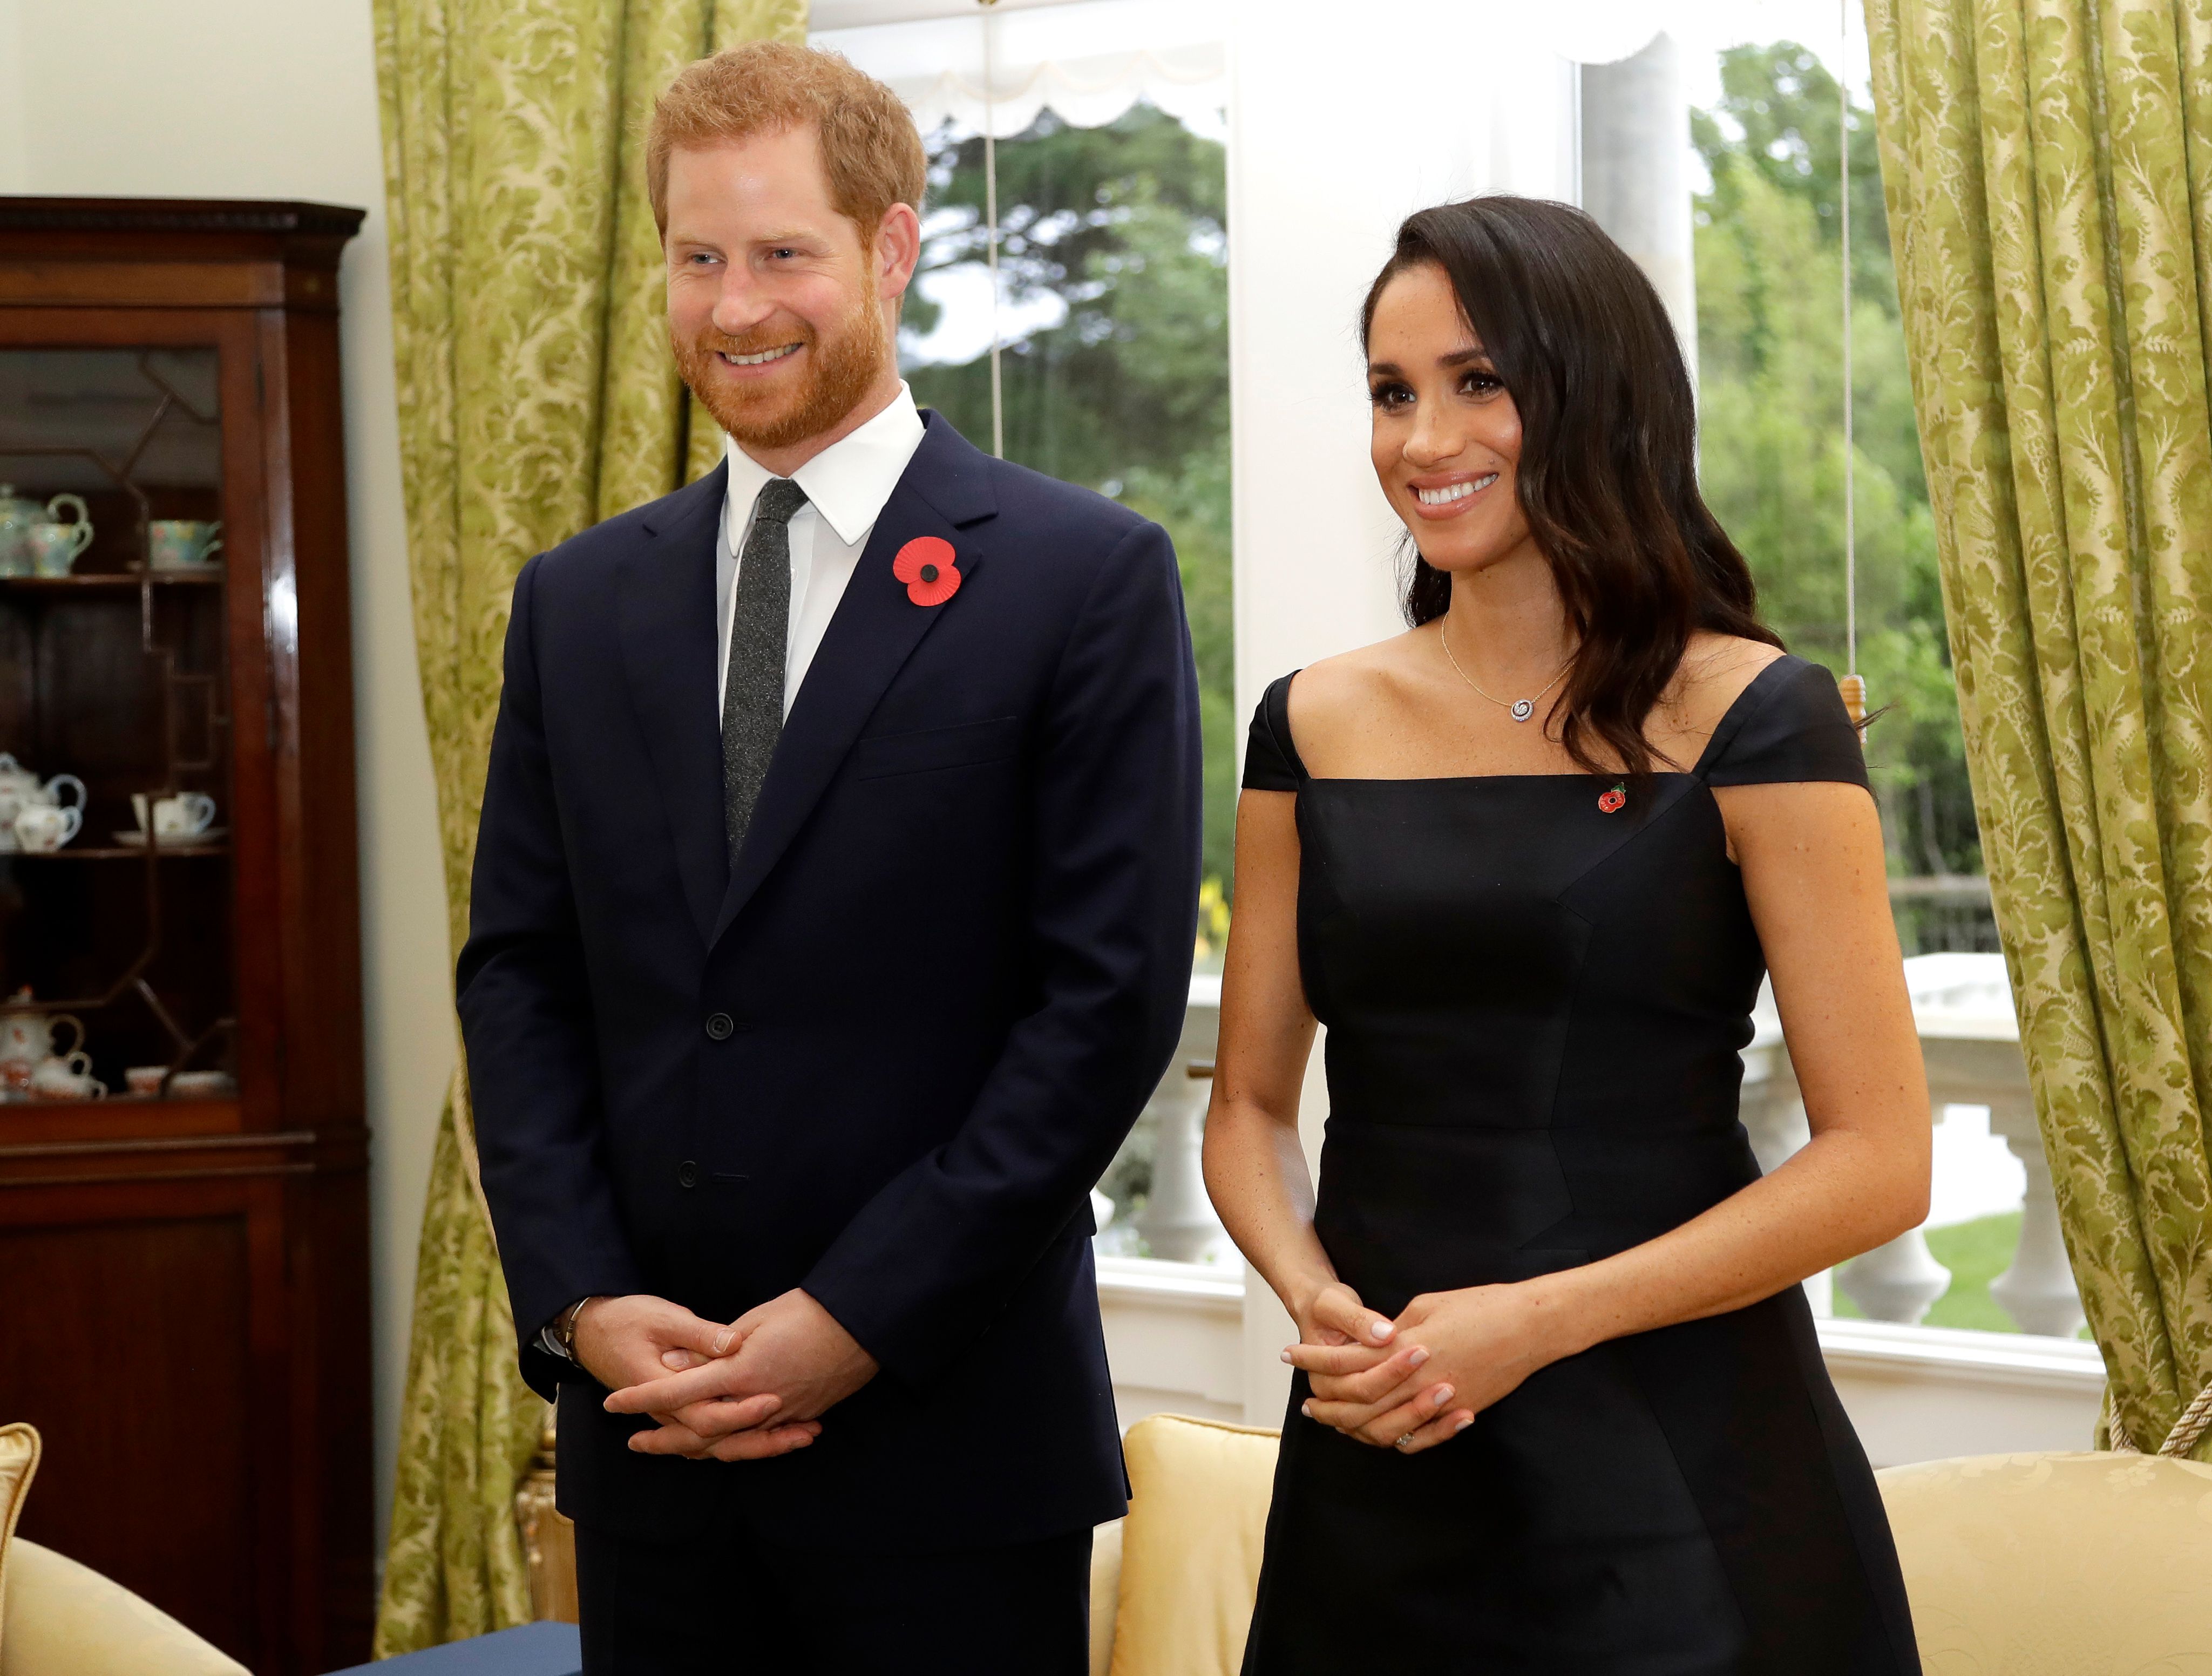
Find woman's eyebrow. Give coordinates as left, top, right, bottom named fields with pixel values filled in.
left=1438, top=347, right=1491, bottom=368
left=1366, top=359, right=1405, bottom=378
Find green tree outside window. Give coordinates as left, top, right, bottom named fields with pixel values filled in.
left=1694, top=43, right=1992, bottom=954
left=901, top=105, right=1236, bottom=949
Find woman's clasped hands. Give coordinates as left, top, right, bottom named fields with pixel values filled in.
left=1286, top=1278, right=1576, bottom=1455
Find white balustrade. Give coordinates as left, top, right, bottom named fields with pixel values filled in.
left=1987, top=1138, right=2086, bottom=1339
left=1905, top=957, right=2086, bottom=1340
left=1837, top=1227, right=1955, bottom=1325
left=1748, top=953, right=2084, bottom=1336
left=1130, top=976, right=1237, bottom=1266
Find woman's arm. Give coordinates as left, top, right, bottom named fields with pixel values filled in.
left=1301, top=779, right=1930, bottom=1451
left=1204, top=789, right=1404, bottom=1358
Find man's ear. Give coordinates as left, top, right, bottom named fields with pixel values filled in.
left=876, top=202, right=922, bottom=302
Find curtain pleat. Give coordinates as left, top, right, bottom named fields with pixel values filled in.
left=1865, top=0, right=2212, bottom=1460
left=370, top=0, right=807, bottom=1650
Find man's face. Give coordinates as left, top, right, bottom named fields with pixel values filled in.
left=663, top=125, right=893, bottom=452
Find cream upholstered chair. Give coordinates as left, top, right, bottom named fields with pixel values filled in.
left=1092, top=1414, right=1279, bottom=1676
left=0, top=1424, right=33, bottom=1656
left=0, top=1422, right=249, bottom=1676
left=1091, top=1416, right=2212, bottom=1676
left=1877, top=1450, right=2212, bottom=1674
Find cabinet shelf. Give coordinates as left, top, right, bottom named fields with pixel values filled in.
left=6, top=845, right=229, bottom=860
left=0, top=569, right=222, bottom=591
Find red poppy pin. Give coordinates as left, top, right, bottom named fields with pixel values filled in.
left=893, top=535, right=962, bottom=607
left=1598, top=783, right=1627, bottom=815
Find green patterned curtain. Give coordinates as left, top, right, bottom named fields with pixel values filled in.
left=371, top=0, right=807, bottom=1652
left=1865, top=0, right=2212, bottom=1461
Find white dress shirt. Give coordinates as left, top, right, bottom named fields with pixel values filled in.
left=716, top=382, right=928, bottom=721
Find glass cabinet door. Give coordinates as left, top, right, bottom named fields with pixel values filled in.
left=0, top=346, right=236, bottom=1105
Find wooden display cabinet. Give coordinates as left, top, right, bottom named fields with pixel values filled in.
left=0, top=199, right=371, bottom=1675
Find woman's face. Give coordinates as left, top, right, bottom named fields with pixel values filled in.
left=1367, top=262, right=1536, bottom=578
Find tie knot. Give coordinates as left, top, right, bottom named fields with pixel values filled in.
left=755, top=478, right=808, bottom=526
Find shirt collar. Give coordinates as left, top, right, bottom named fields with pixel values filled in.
left=723, top=382, right=925, bottom=550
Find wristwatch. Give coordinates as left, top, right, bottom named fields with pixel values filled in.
left=545, top=1295, right=597, bottom=1362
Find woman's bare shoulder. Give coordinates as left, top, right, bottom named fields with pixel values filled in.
left=1282, top=631, right=1431, bottom=754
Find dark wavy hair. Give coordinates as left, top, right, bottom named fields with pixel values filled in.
left=1361, top=195, right=1780, bottom=779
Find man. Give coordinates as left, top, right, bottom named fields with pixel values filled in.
left=458, top=39, right=1201, bottom=1674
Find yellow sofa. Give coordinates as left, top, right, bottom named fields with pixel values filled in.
left=0, top=1424, right=249, bottom=1676
left=1093, top=1414, right=2212, bottom=1676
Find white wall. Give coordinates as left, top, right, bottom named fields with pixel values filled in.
left=1222, top=0, right=1582, bottom=1424
left=1225, top=0, right=1580, bottom=729
left=0, top=0, right=454, bottom=1553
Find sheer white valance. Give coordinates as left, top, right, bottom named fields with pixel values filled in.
left=813, top=0, right=1229, bottom=139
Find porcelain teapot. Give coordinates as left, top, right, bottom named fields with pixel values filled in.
left=0, top=1000, right=84, bottom=1097
left=0, top=755, right=85, bottom=852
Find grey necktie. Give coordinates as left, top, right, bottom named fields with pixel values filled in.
left=722, top=477, right=808, bottom=870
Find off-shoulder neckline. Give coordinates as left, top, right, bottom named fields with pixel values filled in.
left=1273, top=652, right=1802, bottom=786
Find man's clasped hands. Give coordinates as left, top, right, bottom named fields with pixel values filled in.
left=1283, top=1277, right=1576, bottom=1455
left=578, top=1290, right=879, bottom=1461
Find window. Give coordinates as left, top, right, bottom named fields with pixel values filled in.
left=820, top=5, right=1234, bottom=1262
left=1673, top=30, right=2071, bottom=1340
left=899, top=105, right=1234, bottom=945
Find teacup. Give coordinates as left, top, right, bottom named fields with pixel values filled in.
left=125, top=1064, right=170, bottom=1097
left=168, top=1069, right=236, bottom=1100
left=19, top=494, right=91, bottom=578
left=14, top=802, right=81, bottom=853
left=132, top=791, right=218, bottom=838
left=148, top=520, right=222, bottom=572
left=30, top=1049, right=105, bottom=1101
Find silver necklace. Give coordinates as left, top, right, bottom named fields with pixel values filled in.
left=1439, top=618, right=1573, bottom=723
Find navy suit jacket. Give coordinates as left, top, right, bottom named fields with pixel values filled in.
left=458, top=412, right=1202, bottom=1551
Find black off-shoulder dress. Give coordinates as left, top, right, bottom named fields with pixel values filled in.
left=1238, top=655, right=1919, bottom=1675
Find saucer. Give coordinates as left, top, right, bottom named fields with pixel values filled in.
left=113, top=827, right=228, bottom=847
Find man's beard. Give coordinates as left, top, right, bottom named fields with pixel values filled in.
left=674, top=294, right=889, bottom=453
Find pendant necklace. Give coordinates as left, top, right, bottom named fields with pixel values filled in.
left=1439, top=618, right=1574, bottom=723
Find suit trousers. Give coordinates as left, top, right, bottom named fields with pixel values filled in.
left=574, top=1515, right=1093, bottom=1675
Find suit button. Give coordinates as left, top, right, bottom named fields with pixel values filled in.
left=704, top=1012, right=734, bottom=1041
left=678, top=1160, right=699, bottom=1189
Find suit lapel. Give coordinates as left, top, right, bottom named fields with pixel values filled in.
left=711, top=416, right=998, bottom=944
left=619, top=463, right=729, bottom=945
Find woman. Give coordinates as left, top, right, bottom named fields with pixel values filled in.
left=1204, top=195, right=1927, bottom=1674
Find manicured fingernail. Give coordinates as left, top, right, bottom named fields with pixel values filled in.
left=712, top=1328, right=735, bottom=1355
left=1370, top=1321, right=1393, bottom=1342
left=1431, top=1385, right=1454, bottom=1407
left=1408, top=1347, right=1429, bottom=1368
left=1300, top=1400, right=1313, bottom=1417
left=1455, top=1415, right=1474, bottom=1433
left=1280, top=1348, right=1293, bottom=1362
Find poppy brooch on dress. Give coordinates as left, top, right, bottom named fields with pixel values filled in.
left=1598, top=783, right=1627, bottom=815
left=893, top=535, right=962, bottom=607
